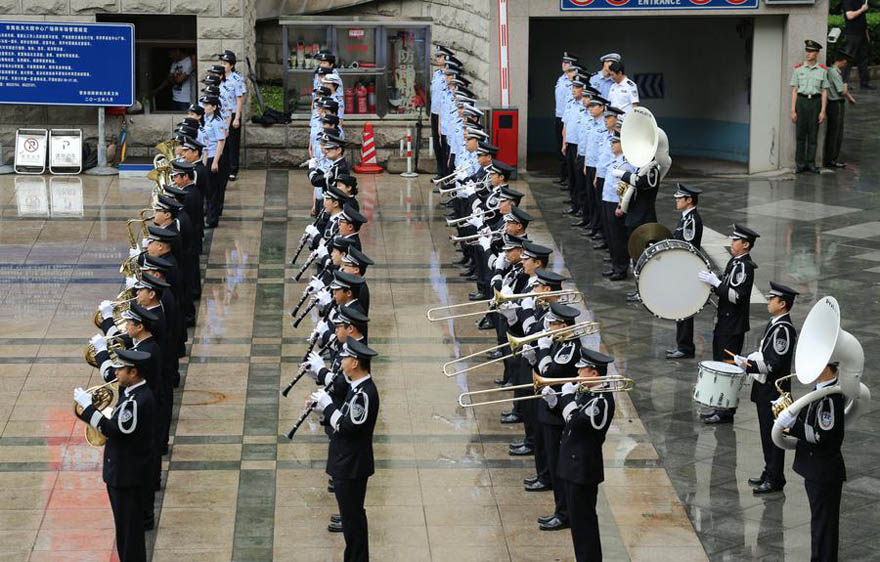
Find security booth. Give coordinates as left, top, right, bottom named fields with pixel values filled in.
left=491, top=0, right=829, bottom=173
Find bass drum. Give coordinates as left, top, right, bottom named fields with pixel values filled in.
left=634, top=239, right=712, bottom=321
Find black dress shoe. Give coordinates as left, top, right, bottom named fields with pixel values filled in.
left=626, top=293, right=642, bottom=303
left=328, top=478, right=334, bottom=493
left=487, top=349, right=504, bottom=360
left=753, top=481, right=784, bottom=495
left=327, top=521, right=344, bottom=533
left=601, top=269, right=613, bottom=277
left=553, top=178, right=566, bottom=185
left=494, top=377, right=507, bottom=385
left=603, top=256, right=612, bottom=262
left=459, top=268, right=475, bottom=277
left=794, top=166, right=805, bottom=174
left=748, top=476, right=766, bottom=486
left=666, top=349, right=694, bottom=360
left=453, top=256, right=469, bottom=265
left=571, top=219, right=589, bottom=227
left=538, top=516, right=569, bottom=531
left=564, top=207, right=578, bottom=215
left=524, top=480, right=552, bottom=492
left=509, top=444, right=534, bottom=456
left=523, top=475, right=539, bottom=486
left=501, top=413, right=523, bottom=424
left=477, top=316, right=495, bottom=330
left=537, top=514, right=556, bottom=524
left=466, top=274, right=478, bottom=281
left=330, top=514, right=341, bottom=523
left=468, top=292, right=489, bottom=301
left=806, top=165, right=821, bottom=174
left=703, top=413, right=734, bottom=424
left=590, top=233, right=604, bottom=240
left=592, top=242, right=608, bottom=250
left=609, top=272, right=627, bottom=281
left=826, top=161, right=845, bottom=169
left=509, top=440, right=525, bottom=449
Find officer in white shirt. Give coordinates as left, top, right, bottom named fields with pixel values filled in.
left=555, top=52, right=579, bottom=186
left=561, top=69, right=585, bottom=216
left=218, top=50, right=247, bottom=181
left=607, top=61, right=640, bottom=114
left=590, top=53, right=620, bottom=99
left=432, top=45, right=454, bottom=179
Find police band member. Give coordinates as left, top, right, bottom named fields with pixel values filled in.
left=200, top=94, right=228, bottom=229
left=601, top=129, right=633, bottom=281
left=218, top=50, right=247, bottom=181
left=666, top=184, right=704, bottom=359
left=555, top=51, right=579, bottom=187
left=74, top=349, right=157, bottom=562
left=697, top=223, right=758, bottom=424
left=432, top=45, right=454, bottom=178
left=557, top=348, right=616, bottom=562
left=775, top=361, right=846, bottom=562
left=310, top=337, right=380, bottom=562
left=790, top=40, right=828, bottom=174
left=732, top=282, right=798, bottom=495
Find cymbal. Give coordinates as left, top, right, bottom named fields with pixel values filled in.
left=627, top=222, right=672, bottom=260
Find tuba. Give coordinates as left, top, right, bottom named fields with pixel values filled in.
left=73, top=380, right=118, bottom=447
left=619, top=106, right=671, bottom=213
left=771, top=296, right=871, bottom=450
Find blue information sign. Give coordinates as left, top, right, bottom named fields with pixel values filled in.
left=0, top=21, right=134, bottom=106
left=562, top=0, right=757, bottom=9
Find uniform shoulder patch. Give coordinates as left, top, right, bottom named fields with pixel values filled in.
left=772, top=326, right=790, bottom=355
left=818, top=398, right=834, bottom=430
left=349, top=391, right=369, bottom=425
left=554, top=342, right=576, bottom=364
left=120, top=409, right=133, bottom=423
left=625, top=78, right=635, bottom=86
left=794, top=62, right=803, bottom=69
left=819, top=64, right=828, bottom=70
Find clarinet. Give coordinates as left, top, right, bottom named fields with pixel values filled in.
left=285, top=401, right=317, bottom=439
left=290, top=282, right=314, bottom=318
left=292, top=297, right=318, bottom=328
left=280, top=337, right=319, bottom=397
left=290, top=212, right=325, bottom=265
left=293, top=251, right=318, bottom=282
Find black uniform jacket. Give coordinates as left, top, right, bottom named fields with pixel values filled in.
left=621, top=164, right=659, bottom=229
left=748, top=314, right=796, bottom=403
left=712, top=253, right=756, bottom=335
left=323, top=376, right=380, bottom=480
left=536, top=339, right=582, bottom=426
left=557, top=390, right=615, bottom=485
left=673, top=207, right=703, bottom=247
left=789, top=383, right=846, bottom=483
left=78, top=381, right=156, bottom=487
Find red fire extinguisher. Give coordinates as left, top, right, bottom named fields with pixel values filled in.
left=367, top=82, right=376, bottom=113
left=344, top=87, right=355, bottom=115
left=356, top=82, right=368, bottom=115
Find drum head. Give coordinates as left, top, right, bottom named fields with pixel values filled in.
left=699, top=361, right=745, bottom=375
left=636, top=244, right=711, bottom=321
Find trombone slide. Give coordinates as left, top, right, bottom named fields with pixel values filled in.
left=457, top=374, right=634, bottom=407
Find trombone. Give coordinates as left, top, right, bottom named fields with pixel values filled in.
left=458, top=372, right=634, bottom=407
left=443, top=321, right=598, bottom=377
left=427, top=287, right=584, bottom=322
left=446, top=206, right=499, bottom=227
left=450, top=227, right=504, bottom=246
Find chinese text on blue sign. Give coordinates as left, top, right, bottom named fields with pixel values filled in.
left=0, top=21, right=134, bottom=106
left=561, top=0, right=757, bottom=10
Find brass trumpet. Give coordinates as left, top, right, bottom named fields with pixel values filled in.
left=92, top=297, right=137, bottom=330
left=443, top=321, right=599, bottom=377
left=74, top=380, right=119, bottom=447
left=83, top=333, right=127, bottom=368
left=446, top=206, right=499, bottom=227
left=458, top=372, right=634, bottom=407
left=427, top=287, right=584, bottom=322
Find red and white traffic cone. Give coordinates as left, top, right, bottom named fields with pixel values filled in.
left=353, top=122, right=383, bottom=174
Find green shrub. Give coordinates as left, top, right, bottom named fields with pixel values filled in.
left=253, top=83, right=284, bottom=116
left=827, top=12, right=880, bottom=65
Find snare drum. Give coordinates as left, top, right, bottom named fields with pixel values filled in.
left=693, top=361, right=746, bottom=410
left=634, top=239, right=712, bottom=321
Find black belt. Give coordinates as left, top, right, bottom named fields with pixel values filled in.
left=797, top=93, right=819, bottom=99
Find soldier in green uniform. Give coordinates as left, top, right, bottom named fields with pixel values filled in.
left=790, top=39, right=828, bottom=173
left=823, top=51, right=856, bottom=169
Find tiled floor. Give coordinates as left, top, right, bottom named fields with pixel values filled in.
left=1, top=94, right=879, bottom=561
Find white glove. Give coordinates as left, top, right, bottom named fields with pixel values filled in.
left=90, top=334, right=107, bottom=352
left=315, top=321, right=329, bottom=336
left=479, top=226, right=492, bottom=237
left=455, top=168, right=469, bottom=181
left=141, top=238, right=150, bottom=250
left=732, top=355, right=749, bottom=369
left=74, top=387, right=93, bottom=410
left=305, top=225, right=320, bottom=239
left=306, top=351, right=325, bottom=374
left=307, top=277, right=324, bottom=293
left=307, top=158, right=317, bottom=169
left=310, top=389, right=333, bottom=412
left=500, top=307, right=517, bottom=324
left=317, top=290, right=332, bottom=306
left=500, top=285, right=514, bottom=298
left=611, top=168, right=625, bottom=178
left=697, top=270, right=721, bottom=288
left=494, top=255, right=508, bottom=271
left=315, top=244, right=328, bottom=259
left=128, top=248, right=140, bottom=258
left=479, top=236, right=491, bottom=251
left=561, top=382, right=578, bottom=396
left=776, top=408, right=796, bottom=429
left=462, top=185, right=476, bottom=197
left=747, top=351, right=762, bottom=363
left=466, top=216, right=482, bottom=229
left=538, top=336, right=553, bottom=350
left=520, top=344, right=537, bottom=365
left=125, top=276, right=137, bottom=289
left=99, top=300, right=114, bottom=320
left=521, top=297, right=535, bottom=311
left=541, top=386, right=558, bottom=408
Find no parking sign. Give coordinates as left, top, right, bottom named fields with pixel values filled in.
left=14, top=129, right=47, bottom=174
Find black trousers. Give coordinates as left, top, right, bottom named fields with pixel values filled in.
left=675, top=318, right=695, bottom=355
left=755, top=397, right=786, bottom=487
left=602, top=201, right=628, bottom=274
left=588, top=176, right=604, bottom=232
left=582, top=167, right=596, bottom=224
left=227, top=113, right=241, bottom=176
left=823, top=99, right=845, bottom=166
left=572, top=156, right=586, bottom=214
left=555, top=117, right=566, bottom=181
left=708, top=332, right=744, bottom=417
left=542, top=422, right=567, bottom=520
left=333, top=476, right=370, bottom=562
left=564, top=479, right=600, bottom=562
left=431, top=113, right=446, bottom=177
left=805, top=479, right=842, bottom=562
left=107, top=484, right=146, bottom=562
left=205, top=156, right=229, bottom=226
left=842, top=32, right=871, bottom=86
left=565, top=144, right=579, bottom=201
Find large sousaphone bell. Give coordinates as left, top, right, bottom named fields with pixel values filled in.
left=627, top=222, right=672, bottom=261
left=621, top=106, right=659, bottom=168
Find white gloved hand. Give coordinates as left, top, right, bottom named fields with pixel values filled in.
left=561, top=382, right=579, bottom=396
left=141, top=238, right=150, bottom=250
left=500, top=307, right=517, bottom=324
left=467, top=216, right=482, bottom=229
left=99, top=300, right=114, bottom=320
left=305, top=225, right=320, bottom=239
left=776, top=409, right=796, bottom=429
left=125, top=276, right=137, bottom=289
left=697, top=270, right=721, bottom=288
left=74, top=387, right=93, bottom=410
left=733, top=355, right=749, bottom=369
left=315, top=244, right=328, bottom=259
left=495, top=255, right=508, bottom=271
left=611, top=168, right=625, bottom=178
left=520, top=344, right=537, bottom=365
left=500, top=285, right=514, bottom=298
left=307, top=158, right=317, bottom=169
left=310, top=389, right=333, bottom=412
left=541, top=386, right=558, bottom=408
left=538, top=336, right=553, bottom=350
left=317, top=290, right=332, bottom=306
left=306, top=351, right=325, bottom=374
left=462, top=185, right=476, bottom=197
left=128, top=248, right=141, bottom=258
left=479, top=226, right=492, bottom=237
left=307, top=277, right=324, bottom=293
left=479, top=236, right=491, bottom=251
left=315, top=321, right=329, bottom=336
left=90, top=334, right=107, bottom=352
left=455, top=168, right=469, bottom=181
left=521, top=297, right=535, bottom=311
left=748, top=351, right=762, bottom=363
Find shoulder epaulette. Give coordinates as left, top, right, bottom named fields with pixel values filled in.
left=793, top=62, right=803, bottom=69
left=819, top=64, right=828, bottom=70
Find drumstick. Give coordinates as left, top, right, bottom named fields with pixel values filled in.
left=724, top=349, right=751, bottom=367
